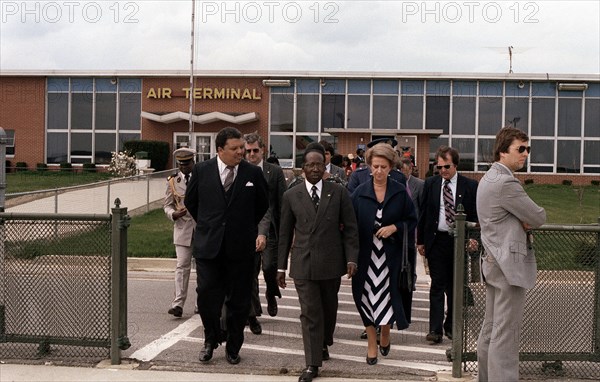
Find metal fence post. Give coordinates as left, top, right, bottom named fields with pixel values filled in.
left=146, top=173, right=150, bottom=213
left=452, top=204, right=467, bottom=378
left=110, top=198, right=131, bottom=364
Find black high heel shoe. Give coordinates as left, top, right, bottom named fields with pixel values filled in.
left=366, top=355, right=378, bottom=365
left=379, top=342, right=390, bottom=356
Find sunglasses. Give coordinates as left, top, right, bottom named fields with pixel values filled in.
left=436, top=164, right=453, bottom=170
left=517, top=145, right=531, bottom=154
left=245, top=148, right=260, bottom=154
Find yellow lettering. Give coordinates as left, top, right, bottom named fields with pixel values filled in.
left=242, top=89, right=252, bottom=99
left=252, top=89, right=261, bottom=100
left=182, top=88, right=191, bottom=98
left=147, top=88, right=157, bottom=98
left=214, top=88, right=225, bottom=99
left=230, top=88, right=240, bottom=99
left=203, top=88, right=213, bottom=99
left=193, top=88, right=203, bottom=99
left=162, top=88, right=172, bottom=99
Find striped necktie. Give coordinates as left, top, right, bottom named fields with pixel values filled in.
left=223, top=166, right=234, bottom=192
left=443, top=179, right=455, bottom=226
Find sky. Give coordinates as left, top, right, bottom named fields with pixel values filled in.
left=1, top=0, right=599, bottom=75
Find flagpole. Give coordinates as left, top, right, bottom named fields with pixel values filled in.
left=188, top=0, right=195, bottom=144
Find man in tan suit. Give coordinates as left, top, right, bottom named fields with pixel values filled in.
left=163, top=147, right=196, bottom=318
left=277, top=142, right=358, bottom=382
left=476, top=127, right=546, bottom=381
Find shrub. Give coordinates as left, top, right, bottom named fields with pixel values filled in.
left=15, top=162, right=28, bottom=172
left=524, top=179, right=534, bottom=185
left=562, top=179, right=573, bottom=186
left=123, top=140, right=170, bottom=171
left=108, top=151, right=137, bottom=177
left=592, top=180, right=600, bottom=186
left=36, top=163, right=48, bottom=172
left=59, top=162, right=73, bottom=171
left=82, top=163, right=97, bottom=172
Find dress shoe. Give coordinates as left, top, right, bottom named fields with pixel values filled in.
left=168, top=306, right=183, bottom=318
left=298, top=365, right=318, bottom=382
left=425, top=332, right=443, bottom=344
left=322, top=346, right=330, bottom=361
left=247, top=317, right=262, bottom=335
left=366, top=355, right=378, bottom=365
left=445, top=330, right=453, bottom=340
left=360, top=330, right=367, bottom=339
left=267, top=295, right=278, bottom=317
left=199, top=343, right=217, bottom=362
left=225, top=350, right=241, bottom=365
left=379, top=342, right=391, bottom=356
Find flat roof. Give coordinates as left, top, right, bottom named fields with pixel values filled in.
left=1, top=69, right=599, bottom=82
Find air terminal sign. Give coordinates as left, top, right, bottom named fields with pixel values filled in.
left=147, top=87, right=262, bottom=100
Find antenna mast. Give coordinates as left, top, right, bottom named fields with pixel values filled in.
left=188, top=0, right=195, bottom=143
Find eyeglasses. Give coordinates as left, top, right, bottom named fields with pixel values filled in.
left=245, top=148, right=260, bottom=154
left=436, top=164, right=453, bottom=170
left=517, top=145, right=531, bottom=154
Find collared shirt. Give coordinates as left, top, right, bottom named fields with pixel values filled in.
left=305, top=179, right=323, bottom=199
left=257, top=159, right=264, bottom=170
left=325, top=163, right=331, bottom=173
left=437, top=172, right=458, bottom=232
left=217, top=156, right=238, bottom=186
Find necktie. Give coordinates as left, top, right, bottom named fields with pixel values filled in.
left=311, top=185, right=319, bottom=210
left=443, top=179, right=455, bottom=226
left=184, top=174, right=189, bottom=185
left=223, top=166, right=234, bottom=192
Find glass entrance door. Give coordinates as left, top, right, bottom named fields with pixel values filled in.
left=173, top=132, right=216, bottom=164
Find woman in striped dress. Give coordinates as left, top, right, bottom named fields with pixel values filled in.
left=351, top=144, right=417, bottom=365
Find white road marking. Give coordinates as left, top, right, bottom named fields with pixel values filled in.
left=130, top=315, right=202, bottom=361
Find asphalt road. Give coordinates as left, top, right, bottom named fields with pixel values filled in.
left=121, top=259, right=454, bottom=381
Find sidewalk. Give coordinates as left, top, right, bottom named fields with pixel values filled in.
left=1, top=362, right=450, bottom=382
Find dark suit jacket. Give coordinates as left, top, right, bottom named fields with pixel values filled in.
left=185, top=157, right=269, bottom=259
left=278, top=181, right=359, bottom=280
left=257, top=161, right=287, bottom=238
left=351, top=179, right=417, bottom=329
left=417, top=174, right=478, bottom=257
left=407, top=175, right=425, bottom=218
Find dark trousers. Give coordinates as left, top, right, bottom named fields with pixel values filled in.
left=249, top=235, right=281, bottom=318
left=427, top=232, right=454, bottom=335
left=294, top=278, right=341, bottom=367
left=196, top=252, right=253, bottom=355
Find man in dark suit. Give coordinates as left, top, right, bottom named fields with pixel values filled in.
left=277, top=142, right=359, bottom=382
left=417, top=146, right=478, bottom=344
left=319, top=140, right=346, bottom=182
left=185, top=127, right=268, bottom=365
left=244, top=133, right=287, bottom=335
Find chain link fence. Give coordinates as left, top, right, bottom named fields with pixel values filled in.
left=453, top=216, right=600, bottom=379
left=0, top=205, right=130, bottom=364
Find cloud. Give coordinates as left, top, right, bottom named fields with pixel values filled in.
left=0, top=0, right=598, bottom=74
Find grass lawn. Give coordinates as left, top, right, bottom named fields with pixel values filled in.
left=525, top=184, right=599, bottom=224
left=128, top=208, right=176, bottom=258
left=7, top=171, right=114, bottom=194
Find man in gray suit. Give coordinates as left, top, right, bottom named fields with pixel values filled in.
left=476, top=127, right=546, bottom=382
left=244, top=133, right=287, bottom=334
left=277, top=142, right=359, bottom=382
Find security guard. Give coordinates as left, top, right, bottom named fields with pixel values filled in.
left=164, top=147, right=197, bottom=318
left=347, top=138, right=407, bottom=193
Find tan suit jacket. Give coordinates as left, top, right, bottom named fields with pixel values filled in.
left=163, top=172, right=195, bottom=247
